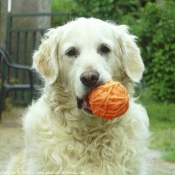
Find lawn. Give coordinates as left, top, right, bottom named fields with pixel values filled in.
left=138, top=88, right=175, bottom=162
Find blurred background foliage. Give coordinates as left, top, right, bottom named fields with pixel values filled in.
left=52, top=0, right=175, bottom=104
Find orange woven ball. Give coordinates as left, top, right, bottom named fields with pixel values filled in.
left=88, top=80, right=130, bottom=120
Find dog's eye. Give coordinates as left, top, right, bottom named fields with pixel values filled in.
left=66, top=48, right=77, bottom=57
left=100, top=45, right=110, bottom=54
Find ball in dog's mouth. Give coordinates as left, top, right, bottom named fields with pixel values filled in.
left=77, top=96, right=93, bottom=114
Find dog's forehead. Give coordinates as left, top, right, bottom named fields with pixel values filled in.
left=60, top=18, right=114, bottom=43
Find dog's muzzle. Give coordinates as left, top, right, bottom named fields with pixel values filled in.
left=77, top=70, right=100, bottom=114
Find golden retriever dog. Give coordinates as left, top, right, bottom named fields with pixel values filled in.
left=7, top=18, right=150, bottom=175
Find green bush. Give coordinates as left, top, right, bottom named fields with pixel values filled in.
left=71, top=0, right=143, bottom=21
left=137, top=2, right=175, bottom=103
left=52, top=0, right=72, bottom=26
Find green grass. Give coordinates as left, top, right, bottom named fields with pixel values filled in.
left=137, top=88, right=175, bottom=162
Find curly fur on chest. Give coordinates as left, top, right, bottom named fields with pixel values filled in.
left=20, top=85, right=149, bottom=175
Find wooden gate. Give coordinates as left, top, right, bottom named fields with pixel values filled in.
left=5, top=12, right=69, bottom=104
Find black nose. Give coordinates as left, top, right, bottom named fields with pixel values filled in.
left=80, top=70, right=99, bottom=87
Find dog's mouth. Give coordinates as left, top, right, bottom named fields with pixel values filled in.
left=77, top=95, right=93, bottom=114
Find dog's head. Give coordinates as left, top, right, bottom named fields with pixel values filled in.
left=33, top=18, right=144, bottom=114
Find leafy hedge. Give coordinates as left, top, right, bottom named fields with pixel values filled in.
left=52, top=0, right=73, bottom=26
left=71, top=0, right=140, bottom=21
left=123, top=1, right=175, bottom=103
left=142, top=2, right=175, bottom=103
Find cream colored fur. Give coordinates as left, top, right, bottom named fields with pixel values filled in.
left=7, top=18, right=150, bottom=175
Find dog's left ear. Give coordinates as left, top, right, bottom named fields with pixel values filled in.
left=113, top=25, right=144, bottom=82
